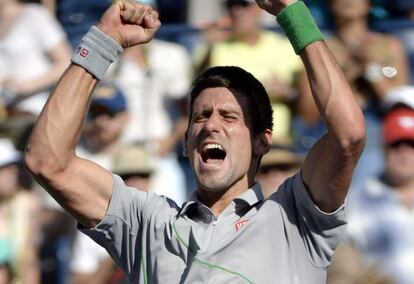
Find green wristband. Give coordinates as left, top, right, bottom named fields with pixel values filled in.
left=276, top=1, right=324, bottom=55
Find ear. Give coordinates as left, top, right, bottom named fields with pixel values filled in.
left=253, top=129, right=272, bottom=156
left=183, top=130, right=189, bottom=157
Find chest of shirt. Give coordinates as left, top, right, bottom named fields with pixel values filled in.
left=139, top=201, right=320, bottom=284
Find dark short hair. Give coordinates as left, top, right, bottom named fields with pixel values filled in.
left=189, top=66, right=273, bottom=136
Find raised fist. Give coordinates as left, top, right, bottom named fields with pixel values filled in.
left=97, top=0, right=161, bottom=48
left=255, top=0, right=297, bottom=16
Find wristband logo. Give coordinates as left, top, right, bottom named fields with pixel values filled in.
left=80, top=48, right=90, bottom=57
left=76, top=46, right=90, bottom=58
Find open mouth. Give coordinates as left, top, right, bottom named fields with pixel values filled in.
left=201, top=143, right=226, bottom=165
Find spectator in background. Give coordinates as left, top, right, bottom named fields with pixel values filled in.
left=346, top=92, right=414, bottom=284
left=295, top=0, right=410, bottom=186
left=106, top=0, right=190, bottom=202
left=70, top=144, right=154, bottom=284
left=78, top=83, right=129, bottom=171
left=326, top=242, right=395, bottom=284
left=380, top=1, right=414, bottom=84
left=0, top=0, right=71, bottom=117
left=195, top=0, right=302, bottom=145
left=0, top=138, right=41, bottom=284
left=256, top=145, right=303, bottom=198
left=112, top=143, right=154, bottom=190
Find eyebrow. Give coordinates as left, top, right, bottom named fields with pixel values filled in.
left=193, top=105, right=242, bottom=116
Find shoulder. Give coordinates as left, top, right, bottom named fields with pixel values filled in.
left=370, top=32, right=405, bottom=51
left=111, top=175, right=181, bottom=219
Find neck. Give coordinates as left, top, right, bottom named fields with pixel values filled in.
left=335, top=18, right=369, bottom=44
left=86, top=139, right=118, bottom=155
left=196, top=173, right=256, bottom=216
left=233, top=29, right=261, bottom=46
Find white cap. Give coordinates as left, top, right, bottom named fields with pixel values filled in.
left=0, top=138, right=20, bottom=168
left=384, top=86, right=414, bottom=110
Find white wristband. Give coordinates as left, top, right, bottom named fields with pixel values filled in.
left=71, top=26, right=123, bottom=80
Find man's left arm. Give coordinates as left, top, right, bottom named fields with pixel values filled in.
left=256, top=0, right=366, bottom=212
left=299, top=41, right=366, bottom=212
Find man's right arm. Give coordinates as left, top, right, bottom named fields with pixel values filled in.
left=24, top=0, right=161, bottom=228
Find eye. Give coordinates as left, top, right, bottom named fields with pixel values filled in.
left=223, top=114, right=238, bottom=122
left=193, top=114, right=207, bottom=123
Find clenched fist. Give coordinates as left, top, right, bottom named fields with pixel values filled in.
left=97, top=0, right=161, bottom=48
left=255, top=0, right=297, bottom=16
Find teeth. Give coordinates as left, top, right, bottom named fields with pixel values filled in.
left=203, top=143, right=224, bottom=151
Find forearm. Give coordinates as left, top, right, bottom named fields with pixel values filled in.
left=300, top=42, right=365, bottom=145
left=300, top=42, right=365, bottom=211
left=296, top=70, right=320, bottom=125
left=23, top=0, right=161, bottom=228
left=26, top=65, right=97, bottom=176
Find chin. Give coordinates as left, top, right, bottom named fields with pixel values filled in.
left=196, top=176, right=232, bottom=193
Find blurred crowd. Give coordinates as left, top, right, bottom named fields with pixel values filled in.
left=0, top=0, right=414, bottom=283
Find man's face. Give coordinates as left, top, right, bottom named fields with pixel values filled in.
left=84, top=106, right=128, bottom=147
left=385, top=140, right=414, bottom=186
left=185, top=87, right=254, bottom=193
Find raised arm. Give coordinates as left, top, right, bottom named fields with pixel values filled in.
left=257, top=0, right=366, bottom=212
left=24, top=0, right=161, bottom=228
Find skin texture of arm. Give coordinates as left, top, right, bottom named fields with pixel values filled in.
left=24, top=0, right=161, bottom=228
left=299, top=42, right=366, bottom=212
left=257, top=0, right=366, bottom=212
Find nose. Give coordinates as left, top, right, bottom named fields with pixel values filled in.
left=203, top=112, right=221, bottom=133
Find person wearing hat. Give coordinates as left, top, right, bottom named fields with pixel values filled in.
left=112, top=144, right=154, bottom=191
left=0, top=138, right=41, bottom=284
left=77, top=82, right=129, bottom=170
left=257, top=146, right=304, bottom=198
left=344, top=103, right=414, bottom=283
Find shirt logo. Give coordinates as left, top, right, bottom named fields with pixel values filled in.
left=235, top=220, right=249, bottom=232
